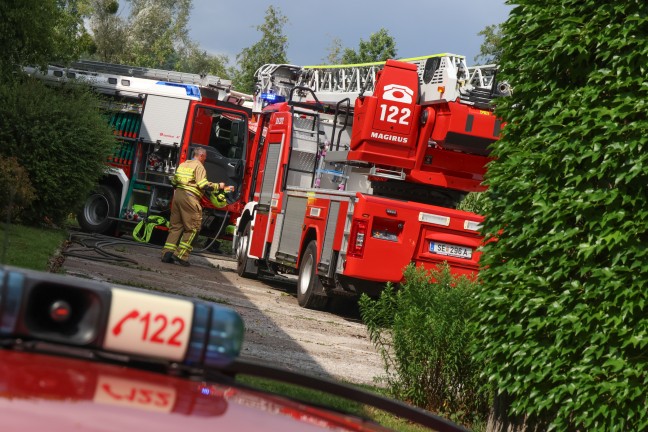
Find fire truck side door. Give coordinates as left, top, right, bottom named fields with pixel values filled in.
left=198, top=114, right=247, bottom=200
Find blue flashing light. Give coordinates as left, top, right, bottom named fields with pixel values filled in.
left=185, top=302, right=244, bottom=368
left=203, top=304, right=244, bottom=368
left=185, top=303, right=210, bottom=366
left=261, top=92, right=285, bottom=104
left=0, top=271, right=23, bottom=334
left=156, top=81, right=202, bottom=99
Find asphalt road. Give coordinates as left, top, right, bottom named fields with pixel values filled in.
left=59, top=232, right=386, bottom=387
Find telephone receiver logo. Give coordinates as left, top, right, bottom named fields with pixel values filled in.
left=382, top=84, right=414, bottom=104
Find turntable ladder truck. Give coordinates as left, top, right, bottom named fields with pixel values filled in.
left=234, top=53, right=507, bottom=309
left=25, top=61, right=254, bottom=240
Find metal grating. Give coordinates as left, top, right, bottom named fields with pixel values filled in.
left=288, top=151, right=317, bottom=172
left=260, top=143, right=281, bottom=206
left=277, top=195, right=308, bottom=257
left=320, top=201, right=340, bottom=269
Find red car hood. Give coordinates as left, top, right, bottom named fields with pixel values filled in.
left=0, top=350, right=385, bottom=432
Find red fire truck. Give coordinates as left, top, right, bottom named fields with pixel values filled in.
left=234, top=54, right=509, bottom=309
left=25, top=61, right=254, bottom=241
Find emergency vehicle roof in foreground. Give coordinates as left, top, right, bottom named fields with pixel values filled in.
left=0, top=350, right=385, bottom=432
left=0, top=266, right=467, bottom=432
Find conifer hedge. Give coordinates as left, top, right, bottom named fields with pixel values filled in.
left=475, top=1, right=648, bottom=430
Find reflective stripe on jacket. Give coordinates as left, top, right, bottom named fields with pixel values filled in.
left=173, top=159, right=209, bottom=197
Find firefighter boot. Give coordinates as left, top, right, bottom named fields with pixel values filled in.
left=172, top=255, right=190, bottom=267
left=161, top=252, right=174, bottom=263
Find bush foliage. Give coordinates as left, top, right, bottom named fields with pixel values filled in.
left=458, top=192, right=489, bottom=215
left=359, top=264, right=489, bottom=428
left=476, top=1, right=648, bottom=430
left=0, top=78, right=116, bottom=226
left=0, top=156, right=36, bottom=223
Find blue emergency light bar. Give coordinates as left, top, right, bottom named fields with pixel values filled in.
left=0, top=267, right=243, bottom=368
left=156, top=81, right=202, bottom=99
left=260, top=92, right=286, bottom=104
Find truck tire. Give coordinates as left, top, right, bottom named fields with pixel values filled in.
left=297, top=241, right=329, bottom=310
left=77, top=185, right=118, bottom=234
left=236, top=222, right=258, bottom=278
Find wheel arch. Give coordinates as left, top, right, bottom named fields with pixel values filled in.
left=299, top=227, right=319, bottom=267
left=102, top=168, right=128, bottom=215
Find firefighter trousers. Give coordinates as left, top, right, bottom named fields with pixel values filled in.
left=162, top=189, right=202, bottom=262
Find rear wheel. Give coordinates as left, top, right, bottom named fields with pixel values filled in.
left=77, top=185, right=118, bottom=234
left=297, top=241, right=329, bottom=310
left=236, top=222, right=258, bottom=278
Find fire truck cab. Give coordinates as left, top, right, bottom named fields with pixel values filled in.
left=25, top=61, right=254, bottom=241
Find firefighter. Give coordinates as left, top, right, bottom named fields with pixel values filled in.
left=161, top=146, right=230, bottom=266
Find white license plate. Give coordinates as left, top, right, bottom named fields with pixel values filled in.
left=429, top=241, right=472, bottom=259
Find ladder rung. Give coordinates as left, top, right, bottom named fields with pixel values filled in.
left=293, top=127, right=317, bottom=134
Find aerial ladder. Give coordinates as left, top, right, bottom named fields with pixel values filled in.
left=251, top=53, right=508, bottom=202
left=253, top=53, right=510, bottom=112
left=24, top=60, right=252, bottom=106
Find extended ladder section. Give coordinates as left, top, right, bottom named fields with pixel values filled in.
left=253, top=53, right=510, bottom=112
left=24, top=60, right=252, bottom=105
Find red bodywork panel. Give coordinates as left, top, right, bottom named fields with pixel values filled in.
left=248, top=109, right=293, bottom=259
left=349, top=60, right=421, bottom=169
left=343, top=193, right=483, bottom=281
left=405, top=102, right=499, bottom=192
left=345, top=60, right=500, bottom=194
left=0, top=350, right=387, bottom=432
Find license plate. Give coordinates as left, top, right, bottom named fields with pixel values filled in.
left=429, top=241, right=472, bottom=259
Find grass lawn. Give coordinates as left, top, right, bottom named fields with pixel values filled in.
left=0, top=223, right=67, bottom=271
left=238, top=375, right=432, bottom=432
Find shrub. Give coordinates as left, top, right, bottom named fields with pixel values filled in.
left=0, top=77, right=116, bottom=226
left=0, top=156, right=36, bottom=223
left=458, top=192, right=489, bottom=214
left=359, top=263, right=490, bottom=428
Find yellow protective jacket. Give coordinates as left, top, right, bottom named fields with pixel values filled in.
left=172, top=159, right=211, bottom=198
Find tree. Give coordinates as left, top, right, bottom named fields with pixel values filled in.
left=176, top=41, right=231, bottom=78
left=341, top=28, right=397, bottom=64
left=85, top=0, right=228, bottom=74
left=87, top=0, right=128, bottom=63
left=124, top=0, right=192, bottom=68
left=323, top=37, right=344, bottom=65
left=474, top=24, right=503, bottom=65
left=234, top=5, right=289, bottom=93
left=0, top=0, right=89, bottom=77
left=474, top=1, right=648, bottom=430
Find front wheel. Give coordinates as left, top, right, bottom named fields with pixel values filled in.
left=236, top=221, right=258, bottom=278
left=77, top=185, right=118, bottom=234
left=297, top=241, right=329, bottom=310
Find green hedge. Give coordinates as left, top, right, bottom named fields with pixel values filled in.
left=0, top=156, right=36, bottom=223
left=360, top=264, right=489, bottom=428
left=475, top=0, right=648, bottom=430
left=0, top=78, right=116, bottom=226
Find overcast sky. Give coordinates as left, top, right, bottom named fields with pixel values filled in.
left=186, top=0, right=512, bottom=66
